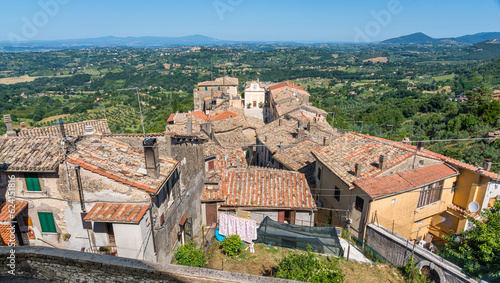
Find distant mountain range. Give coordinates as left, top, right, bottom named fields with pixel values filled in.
left=382, top=32, right=500, bottom=45
left=0, top=35, right=232, bottom=51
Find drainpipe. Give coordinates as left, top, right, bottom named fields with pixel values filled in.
left=148, top=198, right=157, bottom=257
left=74, top=165, right=86, bottom=213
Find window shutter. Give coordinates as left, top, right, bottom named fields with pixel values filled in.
left=25, top=173, right=41, bottom=191
left=38, top=212, right=56, bottom=233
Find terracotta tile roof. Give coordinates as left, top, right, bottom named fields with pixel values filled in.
left=167, top=113, right=176, bottom=123
left=209, top=105, right=245, bottom=117
left=214, top=129, right=253, bottom=147
left=256, top=118, right=337, bottom=154
left=448, top=204, right=480, bottom=219
left=84, top=203, right=150, bottom=224
left=211, top=115, right=264, bottom=134
left=0, top=137, right=62, bottom=172
left=204, top=146, right=247, bottom=183
left=354, top=164, right=459, bottom=199
left=198, top=76, right=238, bottom=86
left=273, top=141, right=322, bottom=185
left=201, top=167, right=317, bottom=210
left=312, top=132, right=430, bottom=187
left=188, top=110, right=208, bottom=121
left=356, top=133, right=500, bottom=180
left=17, top=119, right=110, bottom=138
left=67, top=138, right=179, bottom=194
left=202, top=185, right=225, bottom=201
left=0, top=202, right=27, bottom=222
left=0, top=225, right=15, bottom=246
left=268, top=82, right=306, bottom=92
left=208, top=111, right=240, bottom=122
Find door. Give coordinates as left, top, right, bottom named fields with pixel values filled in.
left=278, top=211, right=285, bottom=223
left=206, top=203, right=217, bottom=227
left=284, top=211, right=296, bottom=225
left=253, top=101, right=257, bottom=107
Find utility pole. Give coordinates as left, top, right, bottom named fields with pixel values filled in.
left=117, top=87, right=146, bottom=138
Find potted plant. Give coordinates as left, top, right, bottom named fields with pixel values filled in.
left=62, top=233, right=71, bottom=241
left=247, top=103, right=251, bottom=108
left=259, top=102, right=263, bottom=108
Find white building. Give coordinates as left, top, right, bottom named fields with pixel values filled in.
left=244, top=81, right=265, bottom=108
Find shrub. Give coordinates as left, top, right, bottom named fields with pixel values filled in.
left=174, top=242, right=207, bottom=267
left=274, top=247, right=344, bottom=283
left=401, top=255, right=427, bottom=283
left=222, top=235, right=243, bottom=258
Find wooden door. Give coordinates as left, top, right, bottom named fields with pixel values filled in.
left=278, top=211, right=285, bottom=223
left=106, top=223, right=115, bottom=245
left=253, top=101, right=257, bottom=107
left=206, top=203, right=217, bottom=227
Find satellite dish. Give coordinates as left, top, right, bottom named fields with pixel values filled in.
left=468, top=202, right=480, bottom=213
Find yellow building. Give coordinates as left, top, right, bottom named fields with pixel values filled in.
left=312, top=132, right=499, bottom=244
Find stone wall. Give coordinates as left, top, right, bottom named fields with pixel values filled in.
left=365, top=224, right=477, bottom=283
left=0, top=246, right=294, bottom=283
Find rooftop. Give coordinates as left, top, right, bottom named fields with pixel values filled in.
left=0, top=137, right=62, bottom=172
left=67, top=138, right=179, bottom=194
left=273, top=141, right=322, bottom=185
left=202, top=167, right=316, bottom=210
left=17, top=119, right=110, bottom=138
left=214, top=129, right=253, bottom=147
left=354, top=163, right=459, bottom=199
left=84, top=203, right=150, bottom=224
left=198, top=76, right=238, bottom=87
left=0, top=202, right=27, bottom=222
left=204, top=145, right=247, bottom=183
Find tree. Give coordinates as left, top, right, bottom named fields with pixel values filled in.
left=442, top=201, right=500, bottom=279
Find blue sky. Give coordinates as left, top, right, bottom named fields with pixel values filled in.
left=1, top=0, right=500, bottom=42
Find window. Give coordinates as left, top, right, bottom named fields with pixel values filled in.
left=355, top=197, right=364, bottom=212
left=218, top=87, right=220, bottom=91
left=205, top=87, right=208, bottom=91
left=317, top=168, right=322, bottom=181
left=38, top=212, right=56, bottom=233
left=25, top=173, right=42, bottom=191
left=417, top=181, right=443, bottom=208
left=334, top=186, right=340, bottom=201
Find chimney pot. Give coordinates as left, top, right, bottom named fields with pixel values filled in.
left=483, top=159, right=492, bottom=171
left=355, top=163, right=362, bottom=177
left=417, top=141, right=424, bottom=151
left=379, top=155, right=388, bottom=170
left=3, top=115, right=16, bottom=137
left=143, top=138, right=160, bottom=179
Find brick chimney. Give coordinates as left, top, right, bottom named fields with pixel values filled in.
left=58, top=121, right=66, bottom=138
left=483, top=159, right=492, bottom=171
left=3, top=115, right=16, bottom=137
left=355, top=163, right=362, bottom=177
left=187, top=116, right=193, bottom=135
left=143, top=138, right=160, bottom=179
left=379, top=155, right=388, bottom=170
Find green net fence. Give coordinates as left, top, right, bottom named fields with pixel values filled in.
left=256, top=216, right=344, bottom=257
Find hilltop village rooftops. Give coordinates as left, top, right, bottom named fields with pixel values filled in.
left=0, top=137, right=63, bottom=172
left=201, top=167, right=317, bottom=210
left=273, top=141, right=323, bottom=184
left=354, top=163, right=459, bottom=199
left=198, top=76, right=239, bottom=87
left=211, top=115, right=265, bottom=133
left=204, top=145, right=247, bottom=183
left=17, top=119, right=110, bottom=138
left=256, top=117, right=337, bottom=154
left=84, top=203, right=150, bottom=224
left=66, top=138, right=179, bottom=194
left=214, top=129, right=253, bottom=147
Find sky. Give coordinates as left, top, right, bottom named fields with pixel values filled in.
left=1, top=0, right=500, bottom=42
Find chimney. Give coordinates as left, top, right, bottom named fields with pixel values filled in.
left=143, top=138, right=160, bottom=179
left=417, top=141, right=424, bottom=151
left=187, top=116, right=193, bottom=135
left=279, top=141, right=283, bottom=154
left=355, top=163, right=362, bottom=178
left=265, top=136, right=268, bottom=143
left=306, top=122, right=311, bottom=132
left=3, top=115, right=16, bottom=137
left=483, top=159, right=492, bottom=171
left=323, top=137, right=329, bottom=146
left=20, top=122, right=26, bottom=129
left=236, top=158, right=241, bottom=168
left=59, top=121, right=66, bottom=138
left=298, top=128, right=304, bottom=143
left=279, top=118, right=283, bottom=126
left=379, top=155, right=388, bottom=170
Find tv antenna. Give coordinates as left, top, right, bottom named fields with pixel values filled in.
left=117, top=87, right=146, bottom=138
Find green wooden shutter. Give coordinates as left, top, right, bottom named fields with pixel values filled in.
left=38, top=212, right=56, bottom=233
left=25, top=173, right=41, bottom=191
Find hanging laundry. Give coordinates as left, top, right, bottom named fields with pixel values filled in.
left=219, top=213, right=256, bottom=243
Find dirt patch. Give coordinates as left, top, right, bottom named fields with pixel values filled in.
left=0, top=75, right=37, bottom=85
left=363, top=57, right=389, bottom=63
